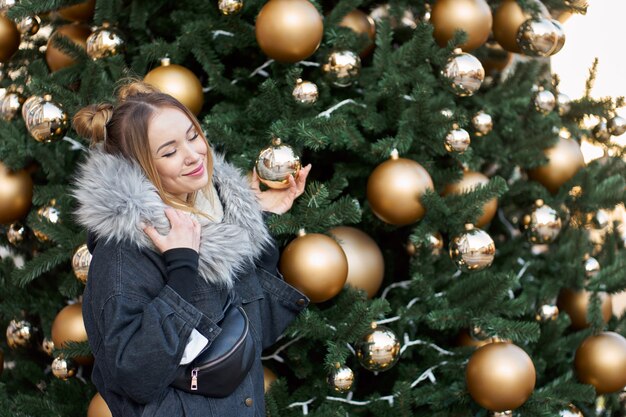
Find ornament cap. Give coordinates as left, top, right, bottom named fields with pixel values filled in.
left=535, top=199, right=544, bottom=207
left=43, top=93, right=52, bottom=101
left=452, top=122, right=460, bottom=129
left=272, top=136, right=282, bottom=146
left=370, top=322, right=378, bottom=329
left=453, top=47, right=462, bottom=54
left=295, top=78, right=303, bottom=84
left=390, top=148, right=399, bottom=160
left=464, top=223, right=475, bottom=231
left=160, top=57, right=171, bottom=66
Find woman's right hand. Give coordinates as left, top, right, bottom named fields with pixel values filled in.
left=143, top=207, right=201, bottom=253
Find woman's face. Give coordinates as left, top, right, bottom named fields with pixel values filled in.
left=147, top=107, right=209, bottom=200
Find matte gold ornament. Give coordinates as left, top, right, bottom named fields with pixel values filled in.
left=430, top=0, right=492, bottom=51
left=608, top=115, right=626, bottom=136
left=86, top=22, right=125, bottom=60
left=42, top=337, right=54, bottom=356
left=591, top=119, right=611, bottom=143
left=255, top=137, right=301, bottom=189
left=45, top=24, right=91, bottom=72
left=535, top=304, right=559, bottom=322
left=0, top=162, right=33, bottom=225
left=17, top=15, right=41, bottom=36
left=72, top=243, right=92, bottom=284
left=355, top=324, right=400, bottom=372
left=263, top=367, right=277, bottom=392
left=292, top=78, right=318, bottom=104
left=533, top=89, right=556, bottom=114
left=559, top=404, right=583, bottom=417
left=144, top=58, right=204, bottom=115
left=406, top=232, right=444, bottom=257
left=7, top=222, right=25, bottom=244
left=23, top=94, right=69, bottom=143
left=516, top=18, right=561, bottom=57
left=442, top=49, right=484, bottom=97
left=366, top=149, right=434, bottom=226
left=57, top=0, right=95, bottom=22
left=322, top=50, right=361, bottom=88
left=254, top=0, right=323, bottom=63
left=51, top=355, right=77, bottom=380
left=528, top=137, right=584, bottom=194
left=466, top=342, right=536, bottom=412
left=443, top=170, right=497, bottom=228
left=556, top=93, right=571, bottom=116
left=449, top=224, right=495, bottom=273
left=339, top=9, right=376, bottom=56
left=51, top=302, right=91, bottom=365
left=557, top=288, right=612, bottom=330
left=472, top=111, right=493, bottom=136
left=6, top=319, right=36, bottom=348
left=327, top=364, right=354, bottom=392
left=575, top=332, right=626, bottom=394
left=444, top=124, right=471, bottom=154
left=0, top=90, right=24, bottom=120
left=329, top=226, right=384, bottom=299
left=522, top=200, right=562, bottom=244
left=0, top=13, right=19, bottom=62
left=33, top=200, right=60, bottom=242
left=218, top=0, right=243, bottom=15
left=279, top=231, right=348, bottom=303
left=87, top=392, right=113, bottom=417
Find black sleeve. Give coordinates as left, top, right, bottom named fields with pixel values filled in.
left=163, top=248, right=199, bottom=302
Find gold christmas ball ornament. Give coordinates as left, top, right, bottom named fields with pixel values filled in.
left=57, top=0, right=95, bottom=22
left=443, top=170, right=498, bottom=228
left=218, top=0, right=243, bottom=15
left=6, top=319, right=36, bottom=349
left=492, top=0, right=547, bottom=53
left=366, top=149, right=434, bottom=226
left=535, top=304, right=559, bottom=322
left=430, top=0, right=492, bottom=52
left=7, top=222, right=25, bottom=245
left=557, top=93, right=571, bottom=116
left=442, top=49, right=485, bottom=97
left=17, top=15, right=41, bottom=36
left=533, top=89, right=556, bottom=114
left=528, top=137, right=585, bottom=194
left=322, top=50, right=361, bottom=88
left=559, top=404, right=584, bottom=417
left=329, top=226, right=385, bottom=299
left=87, top=393, right=113, bottom=417
left=575, top=332, right=626, bottom=394
left=355, top=324, right=401, bottom=372
left=0, top=90, right=24, bottom=120
left=557, top=288, right=612, bottom=330
left=444, top=124, right=471, bottom=154
left=406, top=232, right=444, bottom=257
left=51, top=302, right=91, bottom=365
left=0, top=13, right=19, bottom=62
left=86, top=22, right=125, bottom=60
left=327, top=364, right=355, bottom=393
left=72, top=243, right=92, bottom=284
left=254, top=0, right=323, bottom=63
left=339, top=9, right=376, bottom=56
left=144, top=58, right=204, bottom=115
left=591, top=119, right=611, bottom=143
left=292, top=78, right=318, bottom=104
left=23, top=94, right=69, bottom=143
left=466, top=342, right=536, bottom=412
left=42, top=337, right=54, bottom=356
left=45, top=24, right=91, bottom=72
left=607, top=115, right=626, bottom=136
left=0, top=162, right=33, bottom=225
left=472, top=111, right=493, bottom=136
left=263, top=366, right=277, bottom=392
left=33, top=200, right=60, bottom=242
left=255, top=137, right=301, bottom=189
left=51, top=355, right=77, bottom=380
left=551, top=19, right=566, bottom=55
left=279, top=231, right=348, bottom=303
left=522, top=200, right=562, bottom=244
left=449, top=223, right=496, bottom=273
left=516, top=17, right=561, bottom=57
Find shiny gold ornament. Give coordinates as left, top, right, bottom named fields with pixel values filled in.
left=7, top=222, right=25, bottom=245
left=608, top=115, right=626, bottom=136
left=45, top=24, right=91, bottom=72
left=86, top=22, right=125, bottom=60
left=557, top=288, right=612, bottom=329
left=591, top=119, right=611, bottom=143
left=42, top=337, right=54, bottom=356
left=0, top=162, right=33, bottom=225
left=0, top=90, right=24, bottom=120
left=279, top=231, right=348, bottom=303
left=23, top=94, right=69, bottom=143
left=492, top=0, right=539, bottom=53
left=33, top=200, right=60, bottom=242
left=366, top=149, right=434, bottom=226
left=327, top=364, right=354, bottom=392
left=292, top=78, right=318, bottom=104
left=0, top=13, right=19, bottom=62
left=255, top=137, right=301, bottom=189
left=522, top=200, right=562, bottom=244
left=51, top=302, right=91, bottom=365
left=556, top=93, right=571, bottom=116
left=559, top=404, right=583, bottom=417
left=535, top=304, right=559, bottom=322
left=6, top=319, right=36, bottom=349
left=442, top=49, right=484, bottom=96
left=528, top=137, right=584, bottom=194
left=472, top=111, right=493, bottom=136
left=430, top=0, right=492, bottom=52
left=551, top=19, right=566, bottom=55
left=444, top=124, right=471, bottom=154
left=339, top=10, right=376, bottom=56
left=87, top=392, right=113, bottom=417
left=466, top=342, right=536, bottom=412
left=51, top=355, right=77, bottom=380
left=17, top=15, right=40, bottom=36
left=57, top=0, right=95, bottom=22
left=583, top=255, right=600, bottom=277
left=406, top=232, right=444, bottom=257
left=322, top=50, right=361, bottom=88
left=443, top=170, right=497, bottom=228
left=516, top=18, right=560, bottom=57
left=575, top=331, right=626, bottom=394
left=218, top=0, right=243, bottom=15
left=144, top=58, right=204, bottom=115
left=449, top=223, right=495, bottom=273
left=329, top=226, right=384, bottom=299
left=356, top=324, right=400, bottom=372
left=263, top=366, right=277, bottom=392
left=533, top=89, right=556, bottom=114
left=254, top=0, right=323, bottom=63
left=72, top=243, right=92, bottom=284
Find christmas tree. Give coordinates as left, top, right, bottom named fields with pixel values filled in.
left=1, top=0, right=626, bottom=416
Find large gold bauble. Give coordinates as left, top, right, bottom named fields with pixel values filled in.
left=255, top=137, right=301, bottom=189
left=466, top=342, right=536, bottom=412
left=51, top=355, right=77, bottom=380
left=472, top=110, right=493, bottom=136
left=33, top=201, right=60, bottom=242
left=430, top=0, right=492, bottom=52
left=443, top=170, right=497, bottom=228
left=449, top=224, right=495, bottom=273
left=7, top=222, right=25, bottom=245
left=492, top=0, right=533, bottom=53
left=516, top=17, right=561, bottom=57
left=442, top=49, right=484, bottom=97
left=57, top=0, right=95, bottom=22
left=51, top=302, right=91, bottom=365
left=328, top=364, right=354, bottom=392
left=263, top=366, right=277, bottom=392
left=23, top=94, right=69, bottom=143
left=6, top=319, right=36, bottom=349
left=72, top=243, right=92, bottom=284
left=0, top=90, right=24, bottom=120
left=87, top=393, right=113, bottom=417
left=575, top=332, right=626, bottom=394
left=356, top=324, right=400, bottom=372
left=339, top=9, right=376, bottom=56
left=557, top=288, right=612, bottom=330
left=86, top=22, right=125, bottom=60
left=528, top=138, right=585, bottom=194
left=0, top=13, right=20, bottom=62
left=522, top=200, right=562, bottom=244
left=218, top=0, right=243, bottom=15
left=366, top=151, right=433, bottom=226
left=254, top=0, right=323, bottom=63
left=0, top=162, right=33, bottom=225
left=45, top=24, right=90, bottom=72
left=144, top=58, right=204, bottom=115
left=322, top=50, right=361, bottom=88
left=329, top=226, right=384, bottom=299
left=292, top=78, right=318, bottom=104
left=279, top=232, right=348, bottom=303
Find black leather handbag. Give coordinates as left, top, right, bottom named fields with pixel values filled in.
left=170, top=294, right=256, bottom=397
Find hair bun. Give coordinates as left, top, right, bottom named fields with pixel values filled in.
left=116, top=80, right=161, bottom=103
left=72, top=103, right=114, bottom=145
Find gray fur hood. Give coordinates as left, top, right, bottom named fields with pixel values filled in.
left=72, top=147, right=272, bottom=288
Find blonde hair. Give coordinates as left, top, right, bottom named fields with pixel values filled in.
left=73, top=80, right=214, bottom=217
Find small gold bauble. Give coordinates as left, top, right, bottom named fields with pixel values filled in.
left=23, top=94, right=69, bottom=143
left=72, top=243, right=92, bottom=284
left=263, top=366, right=278, bottom=392
left=528, top=137, right=585, bottom=194
left=443, top=170, right=498, bottom=228
left=17, top=15, right=41, bottom=36
left=6, top=319, right=36, bottom=349
left=255, top=137, right=301, bottom=189
left=430, top=0, right=492, bottom=51
left=533, top=89, right=556, bottom=114
left=521, top=200, right=562, bottom=244
left=254, top=0, right=323, bottom=63
left=45, top=24, right=91, bottom=72
left=328, top=364, right=355, bottom=392
left=86, top=22, right=125, bottom=60
left=449, top=224, right=496, bottom=273
left=329, top=226, right=384, bottom=299
left=466, top=342, right=536, bottom=412
left=584, top=255, right=600, bottom=277
left=406, top=232, right=444, bottom=257
left=339, top=9, right=376, bottom=56
left=366, top=150, right=434, bottom=226
left=559, top=404, right=584, bottom=417
left=0, top=90, right=24, bottom=120
left=442, top=49, right=485, bottom=97
left=42, top=337, right=54, bottom=356
left=557, top=288, right=612, bottom=330
left=57, top=0, right=95, bottom=22
left=575, top=331, right=626, bottom=394
left=87, top=392, right=113, bottom=417
left=322, top=50, right=361, bottom=88
left=279, top=231, right=348, bottom=303
left=7, top=222, right=25, bottom=245
left=516, top=17, right=560, bottom=57
left=292, top=78, right=318, bottom=104
left=472, top=111, right=493, bottom=136
left=33, top=200, right=60, bottom=242
left=535, top=304, right=559, bottom=322
left=607, top=115, right=626, bottom=136
left=51, top=355, right=77, bottom=380
left=557, top=93, right=571, bottom=116
left=0, top=162, right=33, bottom=225
left=492, top=0, right=545, bottom=53
left=144, top=58, right=204, bottom=115
left=591, top=119, right=611, bottom=143
left=51, top=302, right=91, bottom=365
left=218, top=0, right=243, bottom=15
left=356, top=324, right=400, bottom=372
left=0, top=13, right=20, bottom=62
left=444, top=124, right=471, bottom=154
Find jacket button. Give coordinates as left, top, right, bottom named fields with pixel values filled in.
left=297, top=298, right=306, bottom=306
left=244, top=397, right=253, bottom=407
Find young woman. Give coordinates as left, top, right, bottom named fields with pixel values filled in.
left=72, top=81, right=312, bottom=417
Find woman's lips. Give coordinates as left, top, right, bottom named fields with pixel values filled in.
left=184, top=163, right=204, bottom=176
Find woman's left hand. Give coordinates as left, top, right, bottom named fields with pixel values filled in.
left=251, top=164, right=312, bottom=214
